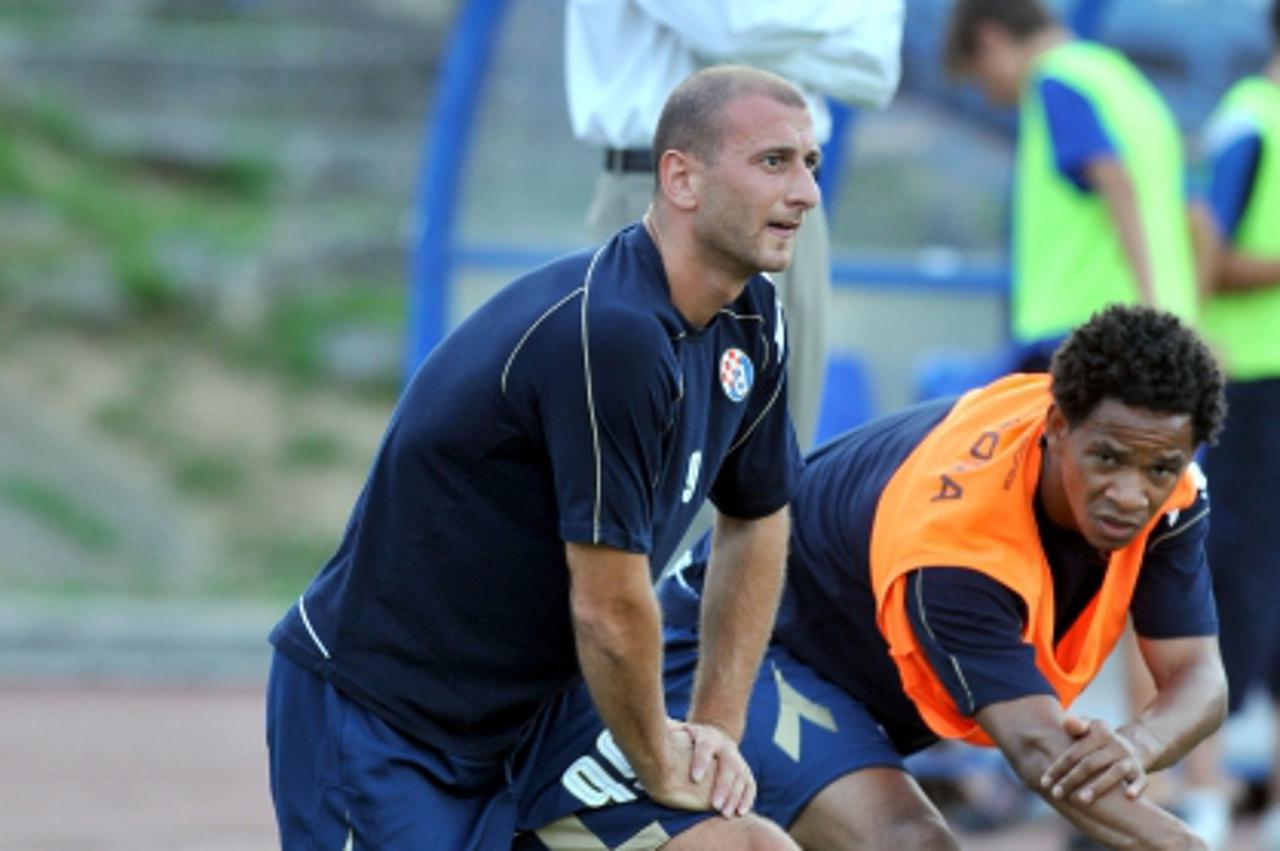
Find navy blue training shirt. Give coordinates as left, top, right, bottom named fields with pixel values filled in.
left=662, top=394, right=1217, bottom=753
left=270, top=224, right=800, bottom=758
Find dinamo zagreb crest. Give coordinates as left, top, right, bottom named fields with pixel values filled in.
left=719, top=347, right=754, bottom=403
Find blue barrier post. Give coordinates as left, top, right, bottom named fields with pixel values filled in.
left=403, top=0, right=511, bottom=380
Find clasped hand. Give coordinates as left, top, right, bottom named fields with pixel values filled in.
left=1041, top=715, right=1147, bottom=805
left=644, top=720, right=756, bottom=818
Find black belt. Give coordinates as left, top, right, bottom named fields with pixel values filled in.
left=604, top=147, right=655, bottom=173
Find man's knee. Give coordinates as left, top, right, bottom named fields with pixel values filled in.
left=791, top=772, right=960, bottom=851
left=664, top=814, right=797, bottom=851
left=881, top=812, right=959, bottom=851
left=820, top=811, right=958, bottom=851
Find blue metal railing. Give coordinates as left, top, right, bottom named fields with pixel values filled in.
left=403, top=0, right=512, bottom=378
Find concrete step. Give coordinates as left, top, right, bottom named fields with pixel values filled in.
left=80, top=110, right=425, bottom=197
left=0, top=2, right=441, bottom=193
left=0, top=0, right=451, bottom=29
left=266, top=198, right=410, bottom=285
left=0, top=373, right=216, bottom=591
left=0, top=596, right=279, bottom=683
left=0, top=22, right=441, bottom=122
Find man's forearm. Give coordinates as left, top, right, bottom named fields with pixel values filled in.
left=568, top=544, right=671, bottom=784
left=1218, top=248, right=1280, bottom=293
left=1187, top=200, right=1219, bottom=300
left=1090, top=158, right=1157, bottom=306
left=1028, top=750, right=1197, bottom=848
left=1022, top=738, right=1197, bottom=848
left=1120, top=644, right=1227, bottom=773
left=688, top=506, right=789, bottom=739
left=1049, top=783, right=1195, bottom=849
left=981, top=696, right=1202, bottom=849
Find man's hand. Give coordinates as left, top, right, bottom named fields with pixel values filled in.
left=638, top=721, right=755, bottom=817
left=685, top=721, right=756, bottom=817
left=636, top=722, right=712, bottom=813
left=1040, top=715, right=1147, bottom=805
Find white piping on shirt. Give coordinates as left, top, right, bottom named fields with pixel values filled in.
left=578, top=247, right=606, bottom=543
left=726, top=375, right=785, bottom=455
left=718, top=308, right=771, bottom=371
left=298, top=594, right=331, bottom=660
left=1148, top=504, right=1210, bottom=552
left=912, top=571, right=977, bottom=715
left=501, top=287, right=586, bottom=394
left=717, top=309, right=763, bottom=322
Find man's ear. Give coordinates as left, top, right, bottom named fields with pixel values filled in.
left=1044, top=403, right=1069, bottom=446
left=657, top=149, right=699, bottom=212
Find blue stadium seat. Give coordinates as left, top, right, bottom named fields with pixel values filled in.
left=913, top=347, right=1009, bottom=403
left=814, top=351, right=876, bottom=446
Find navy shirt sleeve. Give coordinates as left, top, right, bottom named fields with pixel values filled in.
left=1040, top=76, right=1117, bottom=192
left=1205, top=132, right=1262, bottom=239
left=518, top=300, right=680, bottom=555
left=904, top=568, right=1055, bottom=716
left=709, top=285, right=801, bottom=519
left=1131, top=488, right=1218, bottom=639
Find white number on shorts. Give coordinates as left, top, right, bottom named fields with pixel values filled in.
left=562, top=755, right=638, bottom=807
left=595, top=730, right=635, bottom=779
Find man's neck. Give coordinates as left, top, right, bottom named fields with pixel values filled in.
left=1036, top=438, right=1077, bottom=535
left=644, top=209, right=750, bottom=328
left=1019, top=26, right=1073, bottom=83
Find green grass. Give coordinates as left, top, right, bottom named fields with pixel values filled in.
left=171, top=450, right=246, bottom=499
left=0, top=89, right=274, bottom=315
left=93, top=356, right=247, bottom=500
left=94, top=397, right=154, bottom=441
left=0, top=6, right=71, bottom=36
left=92, top=355, right=178, bottom=445
left=280, top=430, right=346, bottom=469
left=217, top=532, right=336, bottom=600
left=0, top=472, right=119, bottom=553
left=229, top=284, right=406, bottom=388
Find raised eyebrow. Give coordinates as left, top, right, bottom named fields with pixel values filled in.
left=1090, top=439, right=1130, bottom=456
left=758, top=146, right=797, bottom=160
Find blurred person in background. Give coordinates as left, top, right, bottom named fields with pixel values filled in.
left=265, top=66, right=817, bottom=851
left=565, top=0, right=905, bottom=453
left=1176, top=3, right=1280, bottom=848
left=943, top=0, right=1199, bottom=373
left=514, top=305, right=1227, bottom=851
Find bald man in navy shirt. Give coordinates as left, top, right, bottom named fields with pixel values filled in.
left=265, top=65, right=818, bottom=851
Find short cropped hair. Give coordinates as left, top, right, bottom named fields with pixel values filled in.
left=943, top=0, right=1055, bottom=76
left=652, top=65, right=807, bottom=166
left=1050, top=305, right=1226, bottom=447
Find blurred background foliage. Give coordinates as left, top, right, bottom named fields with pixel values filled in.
left=0, top=0, right=451, bottom=602
left=0, top=0, right=1270, bottom=605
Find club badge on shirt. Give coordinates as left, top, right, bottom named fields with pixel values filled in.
left=719, top=348, right=754, bottom=403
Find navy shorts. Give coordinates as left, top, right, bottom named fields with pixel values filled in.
left=266, top=650, right=518, bottom=850
left=1203, top=377, right=1280, bottom=713
left=512, top=635, right=904, bottom=849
